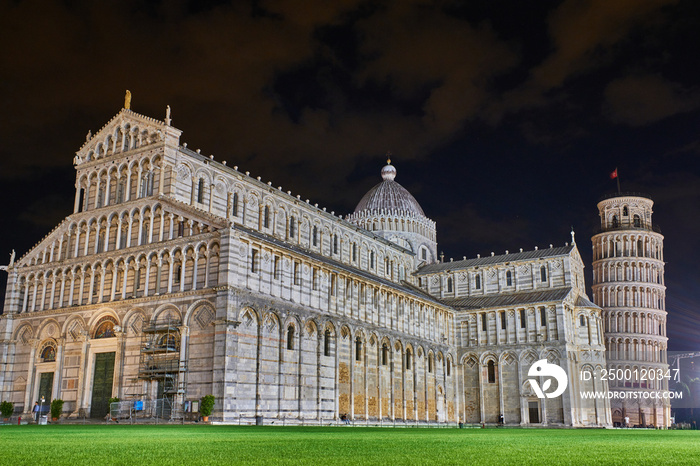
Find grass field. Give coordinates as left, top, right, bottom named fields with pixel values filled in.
left=1, top=425, right=699, bottom=465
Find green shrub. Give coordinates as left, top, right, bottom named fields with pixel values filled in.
left=108, top=397, right=120, bottom=405
left=0, top=400, right=13, bottom=418
left=50, top=399, right=64, bottom=419
left=200, top=395, right=215, bottom=417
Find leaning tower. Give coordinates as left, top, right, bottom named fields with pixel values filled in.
left=591, top=193, right=670, bottom=427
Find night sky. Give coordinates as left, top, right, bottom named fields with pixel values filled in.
left=1, top=1, right=698, bottom=351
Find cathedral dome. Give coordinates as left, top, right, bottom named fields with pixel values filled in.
left=354, top=161, right=426, bottom=216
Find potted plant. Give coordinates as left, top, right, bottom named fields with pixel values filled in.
left=200, top=395, right=215, bottom=422
left=1, top=401, right=13, bottom=422
left=50, top=399, right=64, bottom=422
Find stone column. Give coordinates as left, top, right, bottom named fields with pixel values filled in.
left=115, top=219, right=122, bottom=250
left=158, top=162, right=165, bottom=196
left=23, top=339, right=39, bottom=414
left=52, top=338, right=66, bottom=405
left=72, top=333, right=90, bottom=418
left=104, top=173, right=111, bottom=207
left=192, top=252, right=199, bottom=291
left=178, top=325, right=189, bottom=407
left=74, top=183, right=81, bottom=213
left=113, top=331, right=125, bottom=399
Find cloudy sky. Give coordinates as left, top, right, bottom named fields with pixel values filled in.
left=1, top=0, right=698, bottom=350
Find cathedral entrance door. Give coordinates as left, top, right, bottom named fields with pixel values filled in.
left=528, top=401, right=541, bottom=424
left=38, top=372, right=54, bottom=416
left=90, top=352, right=115, bottom=419
left=156, top=380, right=173, bottom=419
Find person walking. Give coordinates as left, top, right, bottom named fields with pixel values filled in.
left=32, top=402, right=40, bottom=423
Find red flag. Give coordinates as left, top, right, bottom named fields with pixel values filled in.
left=610, top=168, right=618, bottom=179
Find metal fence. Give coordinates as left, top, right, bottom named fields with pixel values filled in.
left=110, top=399, right=183, bottom=423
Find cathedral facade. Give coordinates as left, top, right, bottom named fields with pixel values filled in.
left=0, top=102, right=614, bottom=426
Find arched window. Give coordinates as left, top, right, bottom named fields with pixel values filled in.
left=289, top=216, right=296, bottom=238
left=637, top=239, right=643, bottom=256
left=116, top=180, right=126, bottom=204
left=232, top=192, right=239, bottom=217
left=324, top=329, right=331, bottom=357
left=333, top=235, right=338, bottom=254
left=312, top=225, right=318, bottom=246
left=97, top=187, right=105, bottom=208
left=352, top=243, right=357, bottom=262
left=633, top=215, right=641, bottom=227
left=447, top=277, right=453, bottom=292
left=197, top=178, right=205, bottom=204
left=370, top=251, right=375, bottom=269
left=263, top=206, right=270, bottom=229
left=406, top=350, right=412, bottom=370
left=287, top=325, right=294, bottom=350
left=481, top=313, right=487, bottom=331
left=293, top=261, right=300, bottom=285
left=580, top=315, right=586, bottom=326
left=157, top=334, right=178, bottom=351
left=487, top=360, right=496, bottom=383
left=623, top=206, right=629, bottom=216
left=251, top=249, right=258, bottom=273
left=355, top=337, right=362, bottom=361
left=475, top=274, right=481, bottom=290
left=94, top=316, right=117, bottom=339
left=540, top=307, right=546, bottom=326
left=500, top=311, right=506, bottom=329
left=40, top=343, right=56, bottom=362
left=540, top=266, right=547, bottom=282
left=506, top=270, right=512, bottom=286
left=446, top=358, right=451, bottom=376
left=520, top=309, right=526, bottom=328
left=612, top=215, right=619, bottom=228
left=97, top=232, right=105, bottom=253
left=382, top=343, right=388, bottom=366
left=78, top=188, right=86, bottom=212
left=273, top=256, right=280, bottom=280
left=428, top=354, right=433, bottom=373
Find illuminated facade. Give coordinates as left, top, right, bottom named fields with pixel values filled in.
left=0, top=102, right=609, bottom=426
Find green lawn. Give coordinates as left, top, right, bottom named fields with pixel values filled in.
left=1, top=425, right=698, bottom=465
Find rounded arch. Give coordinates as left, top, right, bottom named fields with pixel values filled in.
left=92, top=315, right=119, bottom=339
left=123, top=308, right=147, bottom=336
left=38, top=339, right=58, bottom=362
left=152, top=303, right=182, bottom=324
left=12, top=323, right=35, bottom=344
left=61, top=315, right=87, bottom=340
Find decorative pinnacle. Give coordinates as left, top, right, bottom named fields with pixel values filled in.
left=386, top=151, right=392, bottom=165
left=124, top=90, right=131, bottom=110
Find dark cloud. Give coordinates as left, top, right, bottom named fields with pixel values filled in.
left=603, top=74, right=700, bottom=126
left=1, top=0, right=699, bottom=350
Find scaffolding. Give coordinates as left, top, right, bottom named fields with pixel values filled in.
left=136, top=317, right=188, bottom=420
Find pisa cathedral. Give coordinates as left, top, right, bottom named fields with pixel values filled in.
left=0, top=99, right=668, bottom=427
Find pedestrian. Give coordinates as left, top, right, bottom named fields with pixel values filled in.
left=32, top=402, right=40, bottom=423
left=624, top=416, right=630, bottom=428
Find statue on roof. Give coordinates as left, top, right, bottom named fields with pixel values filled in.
left=0, top=250, right=15, bottom=272
left=86, top=130, right=92, bottom=142
left=165, top=105, right=171, bottom=126
left=124, top=90, right=131, bottom=110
